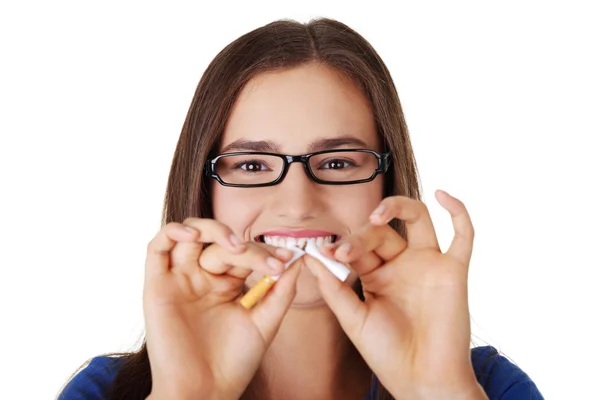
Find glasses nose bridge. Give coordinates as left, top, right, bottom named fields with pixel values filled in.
left=282, top=154, right=312, bottom=180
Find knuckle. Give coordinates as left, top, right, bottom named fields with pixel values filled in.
left=182, top=217, right=197, bottom=225
left=382, top=195, right=399, bottom=207
left=147, top=228, right=169, bottom=252
left=455, top=197, right=467, bottom=209
left=165, top=221, right=182, bottom=231
left=198, top=244, right=216, bottom=263
left=458, top=223, right=475, bottom=239
left=146, top=239, right=156, bottom=253
left=163, top=222, right=184, bottom=237
left=410, top=200, right=430, bottom=219
left=467, top=225, right=475, bottom=238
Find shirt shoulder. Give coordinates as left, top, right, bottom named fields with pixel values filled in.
left=472, top=346, right=544, bottom=399
left=58, top=356, right=126, bottom=400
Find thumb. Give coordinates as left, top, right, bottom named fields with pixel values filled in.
left=249, top=259, right=302, bottom=343
left=304, top=255, right=367, bottom=339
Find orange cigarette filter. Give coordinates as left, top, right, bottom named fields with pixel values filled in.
left=239, top=275, right=277, bottom=309
left=239, top=244, right=306, bottom=309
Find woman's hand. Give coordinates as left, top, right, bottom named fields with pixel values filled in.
left=305, top=191, right=488, bottom=400
left=143, top=218, right=301, bottom=400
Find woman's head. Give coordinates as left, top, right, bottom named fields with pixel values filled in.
left=163, top=17, right=420, bottom=305
left=94, top=17, right=417, bottom=400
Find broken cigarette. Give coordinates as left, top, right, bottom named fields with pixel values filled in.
left=304, top=240, right=351, bottom=282
left=239, top=240, right=351, bottom=309
left=239, top=245, right=305, bottom=309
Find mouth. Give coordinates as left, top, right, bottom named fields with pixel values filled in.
left=255, top=234, right=339, bottom=248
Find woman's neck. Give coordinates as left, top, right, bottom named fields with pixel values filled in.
left=242, top=304, right=372, bottom=400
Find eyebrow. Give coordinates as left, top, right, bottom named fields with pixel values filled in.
left=220, top=135, right=369, bottom=154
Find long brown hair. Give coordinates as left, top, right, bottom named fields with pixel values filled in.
left=62, top=17, right=420, bottom=400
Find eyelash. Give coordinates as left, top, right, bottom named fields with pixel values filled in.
left=231, top=158, right=359, bottom=173
left=317, top=158, right=358, bottom=169
left=231, top=159, right=272, bottom=172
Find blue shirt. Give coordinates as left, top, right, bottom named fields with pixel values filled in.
left=59, top=346, right=543, bottom=399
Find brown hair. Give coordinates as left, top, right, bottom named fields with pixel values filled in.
left=60, top=17, right=420, bottom=400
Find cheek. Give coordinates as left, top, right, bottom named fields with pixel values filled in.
left=329, top=179, right=383, bottom=231
left=212, top=184, right=261, bottom=238
left=212, top=177, right=384, bottom=239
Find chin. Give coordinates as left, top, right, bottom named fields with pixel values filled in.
left=288, top=264, right=329, bottom=308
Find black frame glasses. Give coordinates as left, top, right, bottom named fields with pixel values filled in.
left=205, top=148, right=391, bottom=188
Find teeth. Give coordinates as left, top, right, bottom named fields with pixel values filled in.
left=285, top=237, right=296, bottom=249
left=297, top=238, right=307, bottom=248
left=262, top=235, right=334, bottom=248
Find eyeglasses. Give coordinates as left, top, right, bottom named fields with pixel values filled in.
left=205, top=149, right=391, bottom=188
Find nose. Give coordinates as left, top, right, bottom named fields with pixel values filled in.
left=268, top=163, right=324, bottom=221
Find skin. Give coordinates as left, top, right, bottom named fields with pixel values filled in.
left=144, top=62, right=487, bottom=400
left=212, top=63, right=381, bottom=398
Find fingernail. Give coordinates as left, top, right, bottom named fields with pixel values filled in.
left=229, top=234, right=246, bottom=249
left=266, top=256, right=283, bottom=272
left=338, top=242, right=352, bottom=255
left=370, top=204, right=385, bottom=218
left=183, top=226, right=197, bottom=234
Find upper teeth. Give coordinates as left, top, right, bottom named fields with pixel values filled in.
left=262, top=235, right=334, bottom=248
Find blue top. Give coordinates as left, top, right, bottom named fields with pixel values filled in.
left=59, top=346, right=543, bottom=399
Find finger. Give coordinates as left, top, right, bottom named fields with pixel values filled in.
left=249, top=258, right=303, bottom=343
left=200, top=242, right=294, bottom=279
left=369, top=196, right=439, bottom=250
left=322, top=224, right=406, bottom=275
left=321, top=239, right=382, bottom=276
left=303, top=255, right=367, bottom=340
left=171, top=219, right=246, bottom=276
left=181, top=218, right=246, bottom=253
left=435, top=190, right=474, bottom=265
left=145, top=222, right=201, bottom=279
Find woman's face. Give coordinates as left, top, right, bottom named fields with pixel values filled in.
left=212, top=63, right=384, bottom=307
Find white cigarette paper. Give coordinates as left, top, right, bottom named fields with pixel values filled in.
left=304, top=240, right=351, bottom=281
left=272, top=245, right=305, bottom=281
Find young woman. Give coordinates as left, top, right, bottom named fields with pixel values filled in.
left=58, top=18, right=543, bottom=400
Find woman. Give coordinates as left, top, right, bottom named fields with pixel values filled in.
left=58, top=18, right=543, bottom=400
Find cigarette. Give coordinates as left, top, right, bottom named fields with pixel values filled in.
left=239, top=240, right=351, bottom=309
left=304, top=240, right=351, bottom=282
left=239, top=275, right=277, bottom=309
left=240, top=245, right=305, bottom=309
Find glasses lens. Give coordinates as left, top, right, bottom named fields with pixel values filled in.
left=309, top=151, right=378, bottom=182
left=214, top=154, right=284, bottom=185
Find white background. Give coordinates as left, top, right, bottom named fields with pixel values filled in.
left=1, top=1, right=598, bottom=399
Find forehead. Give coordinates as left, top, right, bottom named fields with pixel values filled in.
left=221, top=63, right=378, bottom=152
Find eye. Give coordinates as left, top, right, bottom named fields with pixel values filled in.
left=319, top=158, right=356, bottom=170
left=232, top=159, right=271, bottom=172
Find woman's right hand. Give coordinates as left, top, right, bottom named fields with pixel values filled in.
left=143, top=218, right=301, bottom=400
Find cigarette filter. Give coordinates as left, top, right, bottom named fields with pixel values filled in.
left=239, top=246, right=305, bottom=309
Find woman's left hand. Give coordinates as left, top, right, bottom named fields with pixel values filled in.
left=304, top=190, right=488, bottom=400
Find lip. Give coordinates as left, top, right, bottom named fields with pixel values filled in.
left=254, top=229, right=339, bottom=242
